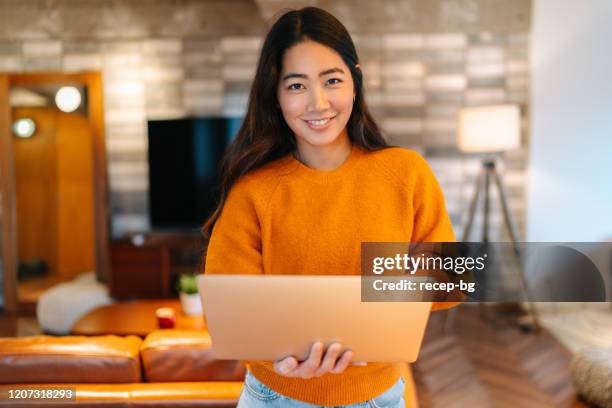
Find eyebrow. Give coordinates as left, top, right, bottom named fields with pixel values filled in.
left=281, top=67, right=345, bottom=81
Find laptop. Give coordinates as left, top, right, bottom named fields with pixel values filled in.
left=197, top=274, right=432, bottom=363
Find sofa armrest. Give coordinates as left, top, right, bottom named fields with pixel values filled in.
left=0, top=335, right=142, bottom=384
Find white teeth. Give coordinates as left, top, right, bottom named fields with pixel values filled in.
left=307, top=118, right=331, bottom=126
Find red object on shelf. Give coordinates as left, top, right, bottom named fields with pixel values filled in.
left=156, top=307, right=176, bottom=329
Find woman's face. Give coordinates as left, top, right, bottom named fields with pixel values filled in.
left=277, top=40, right=355, bottom=151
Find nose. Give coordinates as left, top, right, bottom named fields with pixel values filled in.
left=307, top=85, right=330, bottom=112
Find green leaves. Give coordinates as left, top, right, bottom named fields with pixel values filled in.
left=177, top=274, right=199, bottom=295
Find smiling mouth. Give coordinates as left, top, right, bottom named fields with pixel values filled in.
left=303, top=115, right=336, bottom=126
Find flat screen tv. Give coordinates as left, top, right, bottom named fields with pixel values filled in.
left=147, top=117, right=242, bottom=231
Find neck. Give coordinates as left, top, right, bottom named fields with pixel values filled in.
left=294, top=132, right=352, bottom=171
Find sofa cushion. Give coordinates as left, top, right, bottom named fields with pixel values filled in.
left=141, top=330, right=245, bottom=382
left=0, top=335, right=142, bottom=384
left=37, top=271, right=113, bottom=335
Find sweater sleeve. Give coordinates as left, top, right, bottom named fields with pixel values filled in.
left=410, top=154, right=461, bottom=311
left=410, top=154, right=456, bottom=243
left=204, top=179, right=264, bottom=275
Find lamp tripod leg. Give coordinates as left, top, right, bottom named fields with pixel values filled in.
left=490, top=166, right=541, bottom=332
left=479, top=164, right=494, bottom=322
left=462, top=166, right=485, bottom=242
left=446, top=165, right=485, bottom=333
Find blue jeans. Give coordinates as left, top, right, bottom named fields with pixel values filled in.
left=238, top=370, right=406, bottom=408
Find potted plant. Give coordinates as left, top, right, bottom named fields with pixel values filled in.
left=177, top=274, right=202, bottom=316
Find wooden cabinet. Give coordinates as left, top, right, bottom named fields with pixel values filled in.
left=108, top=232, right=204, bottom=299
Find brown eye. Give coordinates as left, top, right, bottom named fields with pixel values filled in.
left=288, top=83, right=304, bottom=91
left=326, top=78, right=343, bottom=85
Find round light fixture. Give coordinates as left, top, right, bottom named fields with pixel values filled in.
left=55, top=86, right=81, bottom=113
left=12, top=118, right=36, bottom=138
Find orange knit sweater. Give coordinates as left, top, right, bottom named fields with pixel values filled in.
left=204, top=145, right=457, bottom=405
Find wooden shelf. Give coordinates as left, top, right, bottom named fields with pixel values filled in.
left=108, top=232, right=204, bottom=300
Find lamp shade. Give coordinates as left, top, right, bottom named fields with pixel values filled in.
left=457, top=104, right=521, bottom=153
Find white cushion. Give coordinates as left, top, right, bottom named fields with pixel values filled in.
left=37, top=272, right=114, bottom=335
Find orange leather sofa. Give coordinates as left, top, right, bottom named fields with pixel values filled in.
left=0, top=330, right=419, bottom=407
left=0, top=329, right=245, bottom=407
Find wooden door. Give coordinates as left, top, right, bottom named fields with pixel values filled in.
left=13, top=107, right=95, bottom=281
left=0, top=72, right=108, bottom=313
left=55, top=111, right=95, bottom=278
left=12, top=107, right=59, bottom=277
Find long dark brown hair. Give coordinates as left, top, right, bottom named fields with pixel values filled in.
left=201, top=7, right=388, bottom=241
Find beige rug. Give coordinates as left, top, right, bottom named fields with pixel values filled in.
left=538, top=305, right=612, bottom=353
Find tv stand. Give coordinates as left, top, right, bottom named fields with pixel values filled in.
left=108, top=231, right=205, bottom=299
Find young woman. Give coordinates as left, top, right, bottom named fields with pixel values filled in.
left=203, top=7, right=457, bottom=408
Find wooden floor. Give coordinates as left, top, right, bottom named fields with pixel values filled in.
left=413, top=305, right=591, bottom=408
left=0, top=304, right=594, bottom=407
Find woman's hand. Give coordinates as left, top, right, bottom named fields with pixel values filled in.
left=273, top=342, right=367, bottom=378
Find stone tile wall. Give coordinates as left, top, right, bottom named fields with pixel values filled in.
left=0, top=0, right=531, bottom=241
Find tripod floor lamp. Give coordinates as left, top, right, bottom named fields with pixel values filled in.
left=454, top=104, right=540, bottom=331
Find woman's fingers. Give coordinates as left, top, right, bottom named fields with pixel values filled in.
left=314, top=342, right=343, bottom=377
left=273, top=342, right=324, bottom=378
left=330, top=349, right=354, bottom=374
left=273, top=356, right=298, bottom=375
left=273, top=342, right=366, bottom=378
left=295, top=341, right=324, bottom=378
